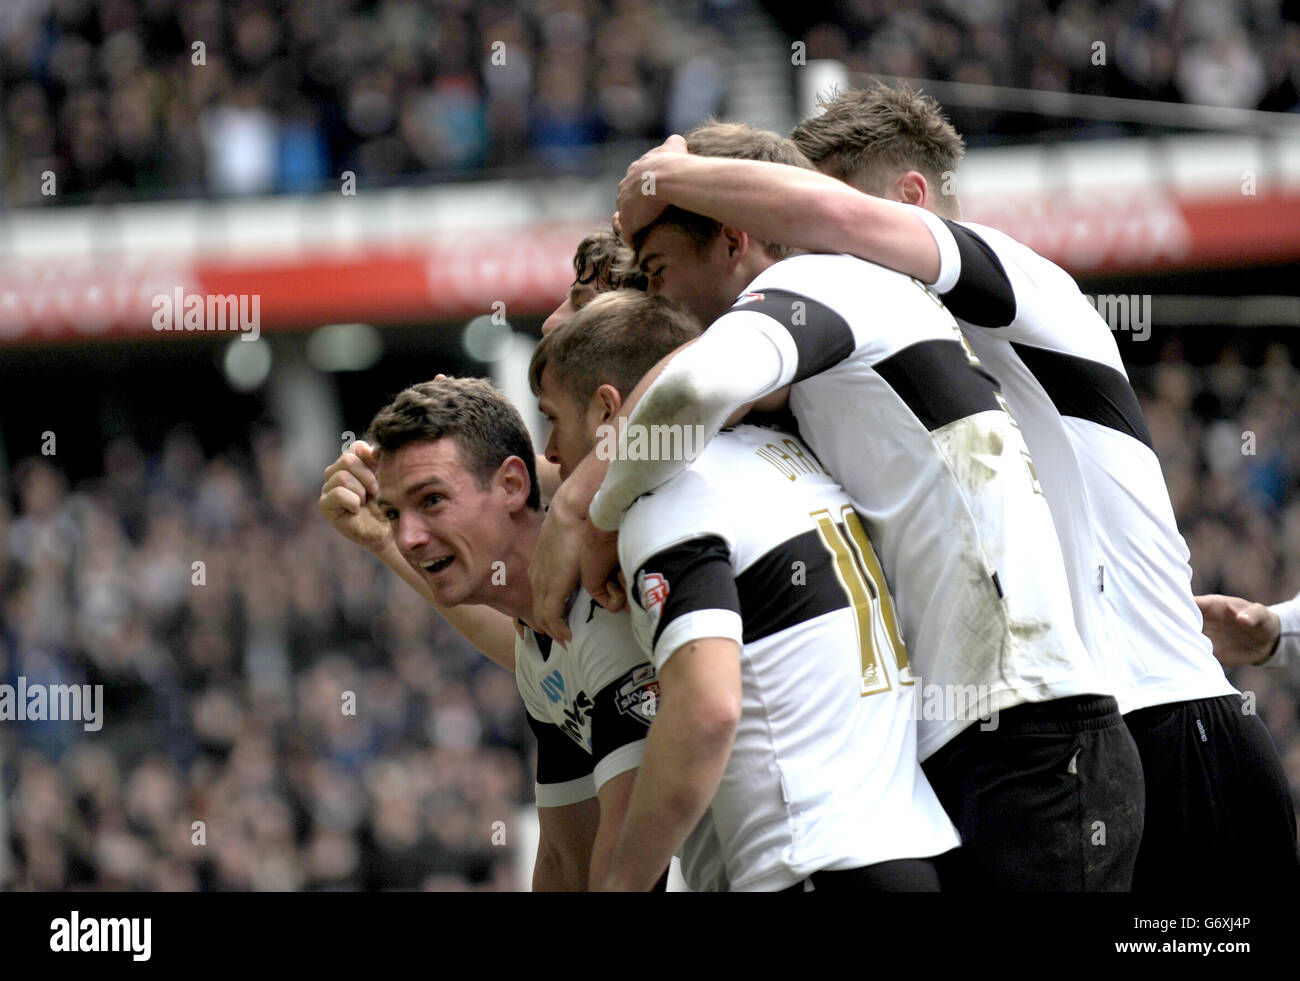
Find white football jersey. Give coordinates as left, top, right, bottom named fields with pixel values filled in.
left=670, top=254, right=1108, bottom=760
left=1269, top=592, right=1300, bottom=669
left=912, top=209, right=1236, bottom=712
left=515, top=587, right=658, bottom=807
left=619, top=424, right=960, bottom=893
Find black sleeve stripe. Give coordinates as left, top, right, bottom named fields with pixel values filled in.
left=735, top=526, right=852, bottom=643
left=1011, top=342, right=1154, bottom=450
left=938, top=221, right=1017, bottom=327
left=727, top=288, right=855, bottom=382
left=527, top=712, right=593, bottom=786
left=873, top=339, right=1003, bottom=431
left=635, top=536, right=740, bottom=650
left=590, top=664, right=659, bottom=763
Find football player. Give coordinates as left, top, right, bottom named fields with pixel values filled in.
left=531, top=122, right=1146, bottom=891
left=335, top=377, right=656, bottom=889
left=610, top=85, right=1298, bottom=889
left=531, top=289, right=960, bottom=891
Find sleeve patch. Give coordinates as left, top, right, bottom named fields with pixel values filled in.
left=633, top=536, right=740, bottom=650
left=613, top=663, right=661, bottom=726
left=639, top=571, right=670, bottom=634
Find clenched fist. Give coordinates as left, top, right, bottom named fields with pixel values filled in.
left=319, top=439, right=389, bottom=552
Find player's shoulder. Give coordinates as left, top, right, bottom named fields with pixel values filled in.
left=735, top=253, right=957, bottom=340
left=748, top=252, right=915, bottom=295
left=563, top=586, right=649, bottom=691
left=565, top=586, right=637, bottom=654
left=513, top=626, right=556, bottom=720
left=619, top=459, right=736, bottom=574
left=955, top=220, right=1076, bottom=285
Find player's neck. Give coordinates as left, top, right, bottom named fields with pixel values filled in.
left=481, top=507, right=544, bottom=628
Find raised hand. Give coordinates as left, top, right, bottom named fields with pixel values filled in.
left=319, top=440, right=388, bottom=552
left=615, top=134, right=688, bottom=247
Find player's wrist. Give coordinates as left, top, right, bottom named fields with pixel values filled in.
left=588, top=488, right=622, bottom=532
left=1252, top=609, right=1282, bottom=665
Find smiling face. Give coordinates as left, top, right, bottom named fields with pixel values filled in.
left=375, top=437, right=519, bottom=608
left=636, top=223, right=740, bottom=328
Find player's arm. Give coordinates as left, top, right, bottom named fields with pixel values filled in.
left=601, top=533, right=744, bottom=891
left=601, top=637, right=740, bottom=891
left=319, top=440, right=517, bottom=670
left=580, top=636, right=664, bottom=889
left=1196, top=592, right=1299, bottom=668
left=535, top=797, right=600, bottom=891
left=618, top=142, right=1022, bottom=329
left=528, top=712, right=600, bottom=890
left=589, top=769, right=636, bottom=890
left=587, top=309, right=803, bottom=534
left=529, top=335, right=783, bottom=639
left=618, top=136, right=941, bottom=282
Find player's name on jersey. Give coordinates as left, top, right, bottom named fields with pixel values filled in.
left=753, top=436, right=829, bottom=481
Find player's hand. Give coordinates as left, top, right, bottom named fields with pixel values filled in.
left=1195, top=593, right=1281, bottom=666
left=616, top=134, right=688, bottom=246
left=529, top=495, right=588, bottom=644
left=582, top=523, right=624, bottom=612
left=319, top=440, right=388, bottom=553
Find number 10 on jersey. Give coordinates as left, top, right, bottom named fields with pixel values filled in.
left=812, top=507, right=913, bottom=697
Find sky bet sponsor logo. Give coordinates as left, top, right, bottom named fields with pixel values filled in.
left=50, top=911, right=151, bottom=961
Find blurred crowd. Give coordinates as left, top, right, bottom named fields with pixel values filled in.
left=1134, top=339, right=1300, bottom=801
left=8, top=0, right=1299, bottom=210
left=800, top=0, right=1300, bottom=129
left=1, top=336, right=1298, bottom=891
left=1, top=0, right=729, bottom=206
left=1, top=429, right=531, bottom=890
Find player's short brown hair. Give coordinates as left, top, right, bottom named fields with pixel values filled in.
left=573, top=229, right=647, bottom=293
left=367, top=376, right=541, bottom=510
left=791, top=81, right=965, bottom=216
left=632, top=121, right=815, bottom=262
left=529, top=289, right=702, bottom=405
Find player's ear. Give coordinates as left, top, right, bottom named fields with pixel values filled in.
left=719, top=223, right=748, bottom=262
left=590, top=383, right=623, bottom=426
left=495, top=455, right=532, bottom=512
left=893, top=170, right=929, bottom=209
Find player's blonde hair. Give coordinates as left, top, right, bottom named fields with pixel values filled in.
left=791, top=81, right=965, bottom=217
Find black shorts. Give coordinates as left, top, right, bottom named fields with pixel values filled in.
left=921, top=694, right=1145, bottom=891
left=1125, top=692, right=1300, bottom=892
left=777, top=856, right=944, bottom=892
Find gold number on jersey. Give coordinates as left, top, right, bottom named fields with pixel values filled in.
left=952, top=325, right=983, bottom=367
left=811, top=506, right=912, bottom=697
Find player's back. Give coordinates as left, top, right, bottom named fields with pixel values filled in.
left=726, top=253, right=1106, bottom=760
left=618, top=424, right=959, bottom=892
left=944, top=220, right=1234, bottom=711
